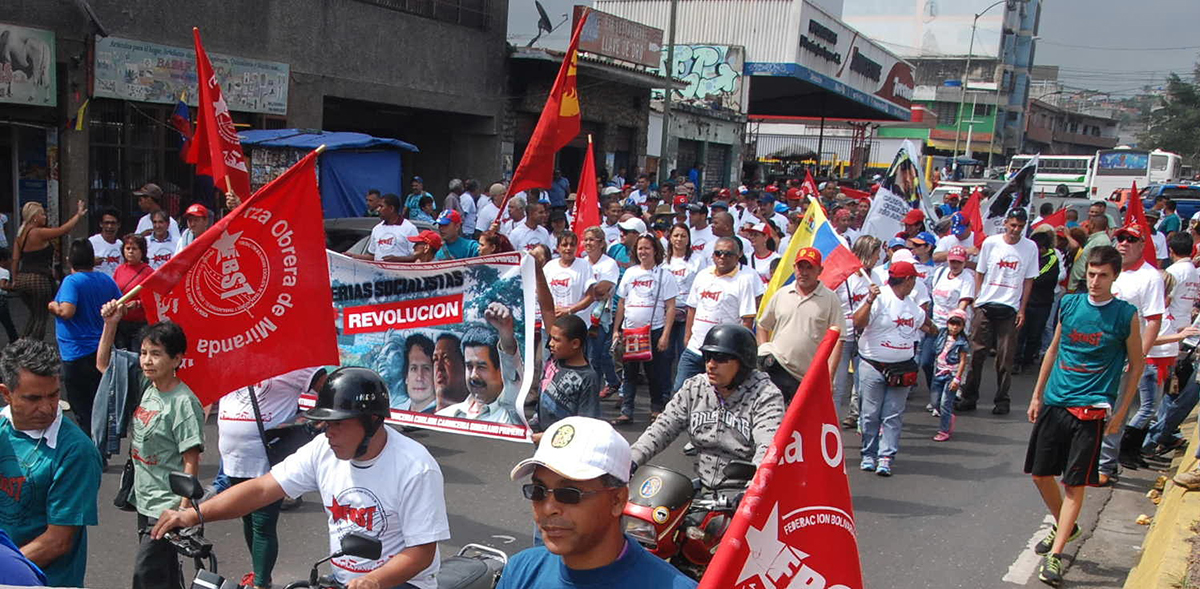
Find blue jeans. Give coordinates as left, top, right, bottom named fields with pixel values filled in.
left=1099, top=363, right=1158, bottom=474
left=621, top=328, right=672, bottom=417
left=919, top=332, right=937, bottom=389
left=858, top=360, right=912, bottom=460
left=668, top=318, right=687, bottom=386
left=1040, top=292, right=1063, bottom=357
left=589, top=325, right=620, bottom=390
left=212, top=459, right=231, bottom=493
left=673, top=349, right=706, bottom=394
left=931, top=373, right=956, bottom=433
left=1146, top=376, right=1200, bottom=450
left=833, top=339, right=858, bottom=416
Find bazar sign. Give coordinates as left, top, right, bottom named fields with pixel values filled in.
left=0, top=22, right=56, bottom=107
left=574, top=6, right=662, bottom=68
left=92, top=35, right=289, bottom=115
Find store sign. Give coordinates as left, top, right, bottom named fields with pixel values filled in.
left=574, top=6, right=663, bottom=68
left=93, top=36, right=289, bottom=115
left=800, top=19, right=841, bottom=64
left=0, top=22, right=56, bottom=107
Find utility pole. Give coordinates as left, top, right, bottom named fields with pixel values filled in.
left=657, top=0, right=678, bottom=186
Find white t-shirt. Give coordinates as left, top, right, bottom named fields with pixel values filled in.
left=585, top=254, right=620, bottom=320
left=1113, top=260, right=1167, bottom=341
left=665, top=255, right=706, bottom=310
left=689, top=226, right=717, bottom=256
left=509, top=223, right=554, bottom=253
left=1151, top=259, right=1200, bottom=357
left=136, top=213, right=181, bottom=241
left=146, top=233, right=178, bottom=269
left=1152, top=231, right=1168, bottom=260
left=476, top=199, right=502, bottom=233
left=935, top=234, right=976, bottom=261
left=368, top=220, right=419, bottom=261
left=685, top=267, right=760, bottom=352
left=836, top=271, right=876, bottom=342
left=460, top=192, right=478, bottom=235
left=89, top=234, right=123, bottom=277
left=858, top=285, right=927, bottom=363
left=747, top=251, right=781, bottom=286
left=601, top=222, right=622, bottom=247
left=618, top=265, right=680, bottom=330
left=974, top=234, right=1038, bottom=309
left=0, top=267, right=9, bottom=294
left=543, top=257, right=596, bottom=322
left=930, top=267, right=978, bottom=329
left=217, top=367, right=321, bottom=478
left=271, top=427, right=450, bottom=589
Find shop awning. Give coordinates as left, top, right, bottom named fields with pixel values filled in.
left=239, top=129, right=419, bottom=152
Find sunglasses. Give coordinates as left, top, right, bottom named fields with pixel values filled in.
left=713, top=250, right=738, bottom=258
left=1115, top=234, right=1140, bottom=243
left=522, top=483, right=608, bottom=504
left=703, top=352, right=739, bottom=364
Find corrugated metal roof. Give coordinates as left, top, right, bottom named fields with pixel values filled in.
left=595, top=0, right=796, bottom=64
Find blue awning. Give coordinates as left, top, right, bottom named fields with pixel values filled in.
left=239, top=129, right=419, bottom=153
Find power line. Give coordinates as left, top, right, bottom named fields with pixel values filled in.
left=1036, top=39, right=1200, bottom=52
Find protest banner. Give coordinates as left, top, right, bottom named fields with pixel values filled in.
left=315, top=251, right=537, bottom=443
left=981, top=155, right=1038, bottom=237
left=860, top=140, right=932, bottom=239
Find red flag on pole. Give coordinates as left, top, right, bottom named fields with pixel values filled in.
left=1122, top=181, right=1157, bottom=267
left=138, top=150, right=339, bottom=405
left=801, top=169, right=819, bottom=197
left=698, top=329, right=864, bottom=589
left=960, top=188, right=986, bottom=248
left=572, top=136, right=600, bottom=255
left=1032, top=208, right=1067, bottom=230
left=506, top=10, right=589, bottom=203
left=186, top=27, right=252, bottom=202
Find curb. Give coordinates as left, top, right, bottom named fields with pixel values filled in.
left=1123, top=413, right=1200, bottom=588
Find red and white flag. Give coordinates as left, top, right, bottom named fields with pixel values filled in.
left=186, top=27, right=252, bottom=202
left=139, top=150, right=339, bottom=404
left=801, top=169, right=820, bottom=197
left=699, top=329, right=864, bottom=589
left=1124, top=181, right=1157, bottom=267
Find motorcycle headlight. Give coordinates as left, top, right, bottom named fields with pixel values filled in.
left=622, top=516, right=658, bottom=549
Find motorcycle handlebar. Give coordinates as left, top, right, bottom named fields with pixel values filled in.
left=164, top=526, right=212, bottom=559
left=282, top=575, right=345, bottom=589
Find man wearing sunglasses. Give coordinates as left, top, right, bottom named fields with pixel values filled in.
left=501, top=417, right=696, bottom=589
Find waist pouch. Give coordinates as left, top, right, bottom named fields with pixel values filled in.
left=867, top=358, right=919, bottom=387
left=979, top=302, right=1016, bottom=321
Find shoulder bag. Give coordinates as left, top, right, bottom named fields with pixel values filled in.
left=622, top=268, right=663, bottom=362
left=113, top=442, right=137, bottom=512
left=246, top=385, right=316, bottom=466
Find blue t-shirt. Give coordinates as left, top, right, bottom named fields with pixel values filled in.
left=1044, top=293, right=1137, bottom=408
left=497, top=536, right=697, bottom=589
left=54, top=271, right=121, bottom=361
left=435, top=236, right=480, bottom=260
left=0, top=529, right=44, bottom=586
left=0, top=417, right=102, bottom=587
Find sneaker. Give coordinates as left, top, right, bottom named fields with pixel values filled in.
left=931, top=408, right=940, bottom=418
left=859, top=457, right=876, bottom=472
left=992, top=403, right=1010, bottom=415
left=933, top=431, right=951, bottom=442
left=876, top=457, right=892, bottom=476
left=1037, top=553, right=1065, bottom=586
left=683, top=442, right=698, bottom=456
left=841, top=416, right=857, bottom=430
left=1174, top=468, right=1200, bottom=491
left=1035, top=524, right=1080, bottom=555
left=924, top=403, right=934, bottom=412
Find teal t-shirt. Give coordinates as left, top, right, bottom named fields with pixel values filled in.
left=1044, top=293, right=1137, bottom=408
left=0, top=415, right=102, bottom=587
left=131, top=380, right=205, bottom=518
left=435, top=236, right=480, bottom=260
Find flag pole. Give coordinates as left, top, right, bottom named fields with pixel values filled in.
left=116, top=285, right=142, bottom=306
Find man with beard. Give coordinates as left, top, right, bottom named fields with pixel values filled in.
left=437, top=303, right=524, bottom=424
left=433, top=334, right=468, bottom=410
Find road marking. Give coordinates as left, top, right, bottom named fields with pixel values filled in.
left=1003, top=514, right=1056, bottom=584
left=491, top=535, right=516, bottom=544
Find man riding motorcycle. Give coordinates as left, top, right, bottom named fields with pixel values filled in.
left=629, top=324, right=785, bottom=488
left=151, top=367, right=451, bottom=589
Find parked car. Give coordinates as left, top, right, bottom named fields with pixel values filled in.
left=1140, top=184, right=1200, bottom=222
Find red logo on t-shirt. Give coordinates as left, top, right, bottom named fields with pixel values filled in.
left=632, top=279, right=653, bottom=289
left=851, top=293, right=866, bottom=305
left=328, top=496, right=378, bottom=531
left=132, top=406, right=159, bottom=427
left=150, top=253, right=172, bottom=264
left=0, top=476, right=25, bottom=501
left=996, top=258, right=1020, bottom=271
left=893, top=317, right=915, bottom=328
left=376, top=237, right=395, bottom=246
left=691, top=244, right=706, bottom=253
left=549, top=278, right=571, bottom=289
left=103, top=255, right=121, bottom=265
left=671, top=268, right=686, bottom=277
left=699, top=290, right=722, bottom=302
left=1067, top=329, right=1103, bottom=346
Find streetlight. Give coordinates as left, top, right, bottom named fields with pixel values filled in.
left=952, top=0, right=1011, bottom=168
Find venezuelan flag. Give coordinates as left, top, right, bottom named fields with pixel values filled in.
left=758, top=201, right=863, bottom=320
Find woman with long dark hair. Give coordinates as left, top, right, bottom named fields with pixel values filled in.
left=664, top=223, right=703, bottom=379
left=612, top=234, right=677, bottom=424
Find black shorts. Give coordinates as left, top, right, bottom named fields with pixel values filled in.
left=1024, top=405, right=1105, bottom=487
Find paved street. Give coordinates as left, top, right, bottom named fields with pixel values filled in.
left=77, top=362, right=1149, bottom=589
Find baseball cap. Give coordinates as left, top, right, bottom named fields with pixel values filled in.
left=1144, top=208, right=1161, bottom=219
left=889, top=260, right=918, bottom=278
left=183, top=203, right=210, bottom=219
left=947, top=246, right=968, bottom=262
left=887, top=237, right=908, bottom=250
left=601, top=186, right=622, bottom=196
left=1114, top=223, right=1143, bottom=239
left=133, top=183, right=163, bottom=200
left=654, top=203, right=674, bottom=216
left=407, top=230, right=443, bottom=251
left=510, top=417, right=632, bottom=483
left=912, top=231, right=937, bottom=246
left=412, top=176, right=424, bottom=184
left=891, top=249, right=916, bottom=264
left=765, top=185, right=780, bottom=194
left=719, top=188, right=732, bottom=198
left=745, top=222, right=769, bottom=235
left=795, top=247, right=823, bottom=267
left=758, top=193, right=776, bottom=204
left=437, top=209, right=462, bottom=226
left=685, top=203, right=707, bottom=214
left=617, top=217, right=647, bottom=234
left=774, top=202, right=789, bottom=214
left=786, top=187, right=803, bottom=200
left=1006, top=207, right=1029, bottom=222
left=710, top=200, right=730, bottom=210
left=950, top=212, right=969, bottom=235
left=947, top=308, right=968, bottom=323
left=674, top=195, right=689, bottom=206
left=902, top=209, right=926, bottom=225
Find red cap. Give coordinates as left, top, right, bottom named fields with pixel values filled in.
left=947, top=246, right=968, bottom=262
left=889, top=261, right=918, bottom=278
left=795, top=247, right=823, bottom=267
left=407, top=230, right=443, bottom=251
left=786, top=187, right=803, bottom=200
left=833, top=208, right=851, bottom=221
left=1114, top=223, right=1144, bottom=239
left=674, top=195, right=689, bottom=206
left=719, top=188, right=732, bottom=198
left=765, top=185, right=780, bottom=193
left=902, top=209, right=925, bottom=225
left=183, top=203, right=210, bottom=218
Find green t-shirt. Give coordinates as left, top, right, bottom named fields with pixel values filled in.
left=0, top=415, right=102, bottom=587
left=131, top=380, right=204, bottom=518
left=1044, top=293, right=1137, bottom=408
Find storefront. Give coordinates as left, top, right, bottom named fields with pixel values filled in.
left=0, top=22, right=59, bottom=245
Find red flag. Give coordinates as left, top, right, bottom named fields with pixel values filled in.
left=507, top=10, right=588, bottom=203
left=801, top=169, right=819, bottom=197
left=572, top=137, right=601, bottom=255
left=1123, top=181, right=1157, bottom=267
left=1033, top=207, right=1067, bottom=230
left=138, top=150, right=338, bottom=404
left=186, top=28, right=252, bottom=202
left=699, top=329, right=863, bottom=589
left=961, top=188, right=986, bottom=248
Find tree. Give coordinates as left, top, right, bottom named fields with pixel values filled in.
left=1139, top=73, right=1200, bottom=164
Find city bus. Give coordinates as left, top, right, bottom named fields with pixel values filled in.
left=1149, top=149, right=1183, bottom=184
left=1008, top=154, right=1094, bottom=197
left=1088, top=147, right=1152, bottom=200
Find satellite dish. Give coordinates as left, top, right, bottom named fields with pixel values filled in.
left=535, top=1, right=553, bottom=33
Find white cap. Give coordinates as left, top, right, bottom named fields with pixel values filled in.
left=617, top=217, right=647, bottom=234
left=601, top=186, right=622, bottom=196
left=510, top=417, right=632, bottom=483
left=891, top=249, right=916, bottom=264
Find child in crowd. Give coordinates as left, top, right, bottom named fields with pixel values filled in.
left=931, top=309, right=970, bottom=441
left=531, top=314, right=601, bottom=443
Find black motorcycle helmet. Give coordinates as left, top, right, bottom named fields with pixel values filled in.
left=306, top=367, right=391, bottom=458
left=699, top=324, right=758, bottom=387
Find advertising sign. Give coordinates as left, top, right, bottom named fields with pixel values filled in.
left=843, top=0, right=1007, bottom=59
left=93, top=35, right=289, bottom=115
left=0, top=22, right=56, bottom=107
left=573, top=6, right=663, bottom=68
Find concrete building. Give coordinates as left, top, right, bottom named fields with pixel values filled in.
left=1023, top=99, right=1119, bottom=155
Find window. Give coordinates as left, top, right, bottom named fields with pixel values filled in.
left=974, top=103, right=991, bottom=117
left=352, top=0, right=490, bottom=29
left=937, top=105, right=957, bottom=127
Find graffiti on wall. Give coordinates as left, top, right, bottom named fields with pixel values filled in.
left=655, top=45, right=744, bottom=110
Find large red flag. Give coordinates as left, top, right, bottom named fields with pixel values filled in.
left=572, top=136, right=600, bottom=255
left=1123, top=181, right=1157, bottom=267
left=1033, top=207, right=1067, bottom=230
left=138, top=150, right=339, bottom=404
left=801, top=169, right=819, bottom=197
left=507, top=10, right=588, bottom=202
left=960, top=188, right=986, bottom=248
left=698, top=329, right=863, bottom=589
left=186, top=27, right=252, bottom=202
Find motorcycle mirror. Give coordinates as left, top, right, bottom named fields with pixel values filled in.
left=722, top=460, right=757, bottom=482
left=340, top=532, right=383, bottom=561
left=168, top=472, right=205, bottom=500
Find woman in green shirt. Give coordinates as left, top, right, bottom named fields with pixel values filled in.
left=97, top=299, right=204, bottom=589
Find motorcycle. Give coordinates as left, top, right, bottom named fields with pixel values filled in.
left=165, top=472, right=237, bottom=589
left=283, top=538, right=507, bottom=589
left=621, top=460, right=757, bottom=580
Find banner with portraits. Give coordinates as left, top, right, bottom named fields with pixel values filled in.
left=312, top=251, right=536, bottom=442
